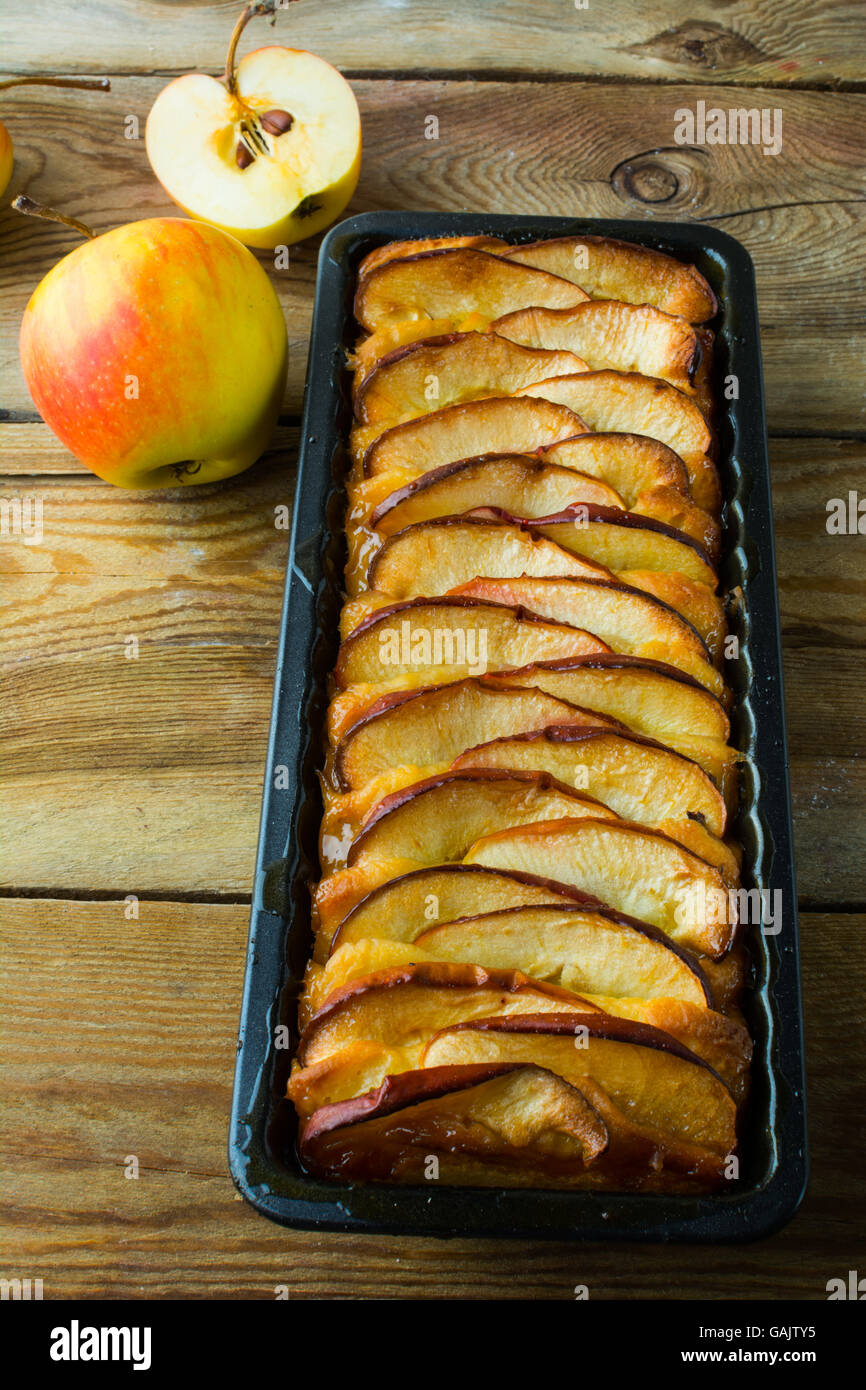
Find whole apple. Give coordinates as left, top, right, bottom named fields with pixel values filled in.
left=19, top=216, right=288, bottom=488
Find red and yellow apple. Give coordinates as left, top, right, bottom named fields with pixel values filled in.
left=145, top=2, right=361, bottom=249
left=19, top=215, right=288, bottom=488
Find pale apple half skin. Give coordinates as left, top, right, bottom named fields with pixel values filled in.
left=146, top=47, right=361, bottom=250
left=19, top=218, right=288, bottom=488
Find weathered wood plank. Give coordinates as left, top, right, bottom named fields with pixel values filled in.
left=1, top=898, right=861, bottom=1299
left=1, top=80, right=864, bottom=427
left=1, top=0, right=863, bottom=85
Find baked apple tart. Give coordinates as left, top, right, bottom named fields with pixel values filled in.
left=289, top=233, right=751, bottom=1193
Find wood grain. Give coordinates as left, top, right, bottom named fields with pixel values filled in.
left=1, top=80, right=864, bottom=428
left=1, top=0, right=863, bottom=85
left=1, top=898, right=862, bottom=1299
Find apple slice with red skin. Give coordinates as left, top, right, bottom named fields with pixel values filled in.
left=298, top=1062, right=610, bottom=1185
left=333, top=675, right=616, bottom=791
left=358, top=236, right=509, bottom=281
left=618, top=568, right=726, bottom=661
left=415, top=904, right=712, bottom=1007
left=355, top=332, right=588, bottom=431
left=513, top=505, right=718, bottom=589
left=347, top=769, right=619, bottom=870
left=540, top=433, right=690, bottom=504
left=464, top=817, right=736, bottom=958
left=354, top=247, right=590, bottom=333
left=492, top=301, right=700, bottom=394
left=502, top=236, right=718, bottom=324
left=517, top=372, right=720, bottom=512
left=598, top=994, right=752, bottom=1103
left=451, top=725, right=726, bottom=836
left=360, top=396, right=587, bottom=476
left=630, top=486, right=720, bottom=560
left=335, top=596, right=611, bottom=688
left=451, top=575, right=721, bottom=697
left=370, top=454, right=625, bottom=533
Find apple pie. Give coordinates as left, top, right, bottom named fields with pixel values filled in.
left=289, top=233, right=751, bottom=1193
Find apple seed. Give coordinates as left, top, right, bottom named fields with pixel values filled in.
left=260, top=108, right=294, bottom=136
left=235, top=140, right=255, bottom=169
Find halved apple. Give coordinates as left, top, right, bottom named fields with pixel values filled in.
left=354, top=247, right=589, bottom=332
left=366, top=519, right=610, bottom=598
left=464, top=817, right=736, bottom=957
left=370, top=455, right=625, bottom=533
left=298, top=1062, right=610, bottom=1184
left=335, top=596, right=611, bottom=687
left=517, top=372, right=720, bottom=512
left=333, top=676, right=613, bottom=790
left=416, top=904, right=711, bottom=1007
left=358, top=236, right=509, bottom=280
left=354, top=332, right=588, bottom=432
left=360, top=396, right=586, bottom=476
left=451, top=726, right=726, bottom=836
left=492, top=301, right=699, bottom=393
left=422, top=1013, right=735, bottom=1156
left=502, top=236, right=718, bottom=324
left=450, top=576, right=719, bottom=694
left=347, top=769, right=619, bottom=869
left=540, top=433, right=690, bottom=505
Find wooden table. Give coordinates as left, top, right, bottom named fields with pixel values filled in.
left=2, top=1, right=864, bottom=1300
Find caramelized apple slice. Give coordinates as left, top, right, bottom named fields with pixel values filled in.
left=517, top=372, right=720, bottom=512
left=619, top=569, right=726, bottom=661
left=526, top=506, right=717, bottom=587
left=333, top=676, right=612, bottom=790
left=451, top=575, right=720, bottom=695
left=355, top=332, right=588, bottom=430
left=361, top=396, right=587, bottom=477
left=366, top=519, right=610, bottom=598
left=416, top=904, right=711, bottom=1007
left=541, top=433, right=690, bottom=504
left=503, top=236, right=718, bottom=323
left=464, top=817, right=736, bottom=957
left=298, top=1063, right=609, bottom=1185
left=452, top=726, right=726, bottom=836
left=493, top=301, right=699, bottom=392
left=358, top=236, right=509, bottom=280
left=630, top=486, right=720, bottom=561
left=422, top=1014, right=735, bottom=1156
left=370, top=455, right=624, bottom=533
left=335, top=597, right=611, bottom=687
left=354, top=247, right=589, bottom=332
left=347, top=769, right=619, bottom=869
left=592, top=996, right=752, bottom=1103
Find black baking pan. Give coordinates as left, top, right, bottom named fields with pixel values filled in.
left=229, top=212, right=808, bottom=1240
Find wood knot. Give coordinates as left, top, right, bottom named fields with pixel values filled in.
left=624, top=21, right=768, bottom=72
left=610, top=148, right=709, bottom=214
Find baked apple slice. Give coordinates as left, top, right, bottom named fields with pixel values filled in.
left=422, top=1014, right=736, bottom=1157
left=370, top=455, right=625, bottom=533
left=354, top=246, right=589, bottom=332
left=619, top=568, right=726, bottom=661
left=517, top=372, right=720, bottom=512
left=358, top=236, right=509, bottom=280
left=502, top=236, right=718, bottom=323
left=355, top=332, right=588, bottom=431
left=347, top=769, right=619, bottom=869
left=492, top=301, right=700, bottom=393
left=335, top=596, right=611, bottom=687
left=333, top=676, right=614, bottom=790
left=464, top=817, right=736, bottom=958
left=540, top=433, right=690, bottom=504
left=451, top=726, right=726, bottom=836
left=451, top=575, right=720, bottom=696
left=526, top=506, right=717, bottom=587
left=415, top=904, right=711, bottom=1007
left=366, top=519, right=610, bottom=599
left=361, top=396, right=586, bottom=477
left=298, top=1062, right=609, bottom=1184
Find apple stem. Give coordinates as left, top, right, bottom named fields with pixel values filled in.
left=0, top=75, right=111, bottom=92
left=11, top=195, right=96, bottom=241
left=223, top=0, right=298, bottom=95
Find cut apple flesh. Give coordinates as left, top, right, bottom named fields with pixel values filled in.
left=450, top=575, right=720, bottom=696
left=361, top=396, right=587, bottom=477
left=355, top=332, right=588, bottom=431
left=347, top=769, right=619, bottom=869
left=492, top=301, right=700, bottom=393
left=451, top=726, right=726, bottom=836
left=541, top=433, right=690, bottom=505
left=517, top=372, right=720, bottom=512
left=464, top=817, right=736, bottom=958
left=354, top=247, right=589, bottom=332
left=333, top=676, right=609, bottom=791
left=502, top=236, right=718, bottom=324
left=298, top=1062, right=610, bottom=1184
left=335, top=596, right=611, bottom=687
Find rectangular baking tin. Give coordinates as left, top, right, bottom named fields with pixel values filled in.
left=229, top=212, right=808, bottom=1240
